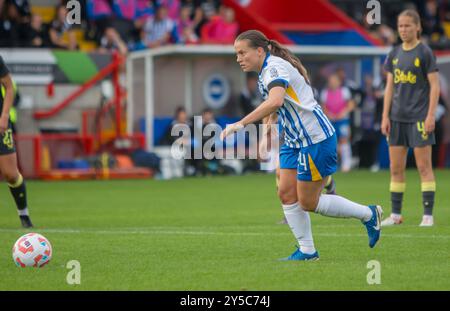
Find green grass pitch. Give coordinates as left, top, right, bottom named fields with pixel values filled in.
left=0, top=170, right=449, bottom=290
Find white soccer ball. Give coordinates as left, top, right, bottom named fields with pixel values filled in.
left=12, top=233, right=52, bottom=267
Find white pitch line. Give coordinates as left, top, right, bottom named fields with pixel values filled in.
left=0, top=228, right=449, bottom=239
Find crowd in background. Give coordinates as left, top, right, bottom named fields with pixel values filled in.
left=1, top=0, right=449, bottom=174
left=0, top=0, right=239, bottom=54
left=86, top=0, right=239, bottom=53
left=331, top=0, right=450, bottom=49
left=1, top=0, right=449, bottom=50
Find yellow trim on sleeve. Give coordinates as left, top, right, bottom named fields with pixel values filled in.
left=286, top=85, right=301, bottom=105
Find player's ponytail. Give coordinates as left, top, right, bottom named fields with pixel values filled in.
left=236, top=30, right=311, bottom=84
left=268, top=39, right=311, bottom=85
left=398, top=9, right=422, bottom=40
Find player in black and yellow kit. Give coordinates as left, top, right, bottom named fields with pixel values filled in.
left=0, top=55, right=33, bottom=228
left=381, top=10, right=440, bottom=227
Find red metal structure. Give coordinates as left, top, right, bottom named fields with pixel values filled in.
left=16, top=51, right=149, bottom=179
left=223, top=0, right=383, bottom=46
left=34, top=52, right=125, bottom=138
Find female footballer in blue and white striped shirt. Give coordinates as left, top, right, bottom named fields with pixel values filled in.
left=221, top=30, right=382, bottom=260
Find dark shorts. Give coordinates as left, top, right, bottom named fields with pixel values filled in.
left=388, top=120, right=435, bottom=148
left=0, top=125, right=16, bottom=155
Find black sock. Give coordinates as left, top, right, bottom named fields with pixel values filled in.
left=390, top=182, right=405, bottom=215
left=9, top=177, right=28, bottom=211
left=391, top=192, right=403, bottom=215
left=422, top=191, right=435, bottom=216
left=324, top=177, right=335, bottom=193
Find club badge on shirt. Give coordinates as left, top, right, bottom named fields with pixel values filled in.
left=414, top=57, right=420, bottom=67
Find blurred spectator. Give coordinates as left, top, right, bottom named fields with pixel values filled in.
left=157, top=0, right=181, bottom=21
left=423, top=0, right=445, bottom=41
left=239, top=72, right=264, bottom=173
left=49, top=5, right=78, bottom=50
left=11, top=0, right=29, bottom=19
left=22, top=13, right=50, bottom=48
left=160, top=106, right=191, bottom=145
left=320, top=74, right=355, bottom=172
left=200, top=4, right=221, bottom=43
left=369, top=23, right=397, bottom=46
left=0, top=0, right=24, bottom=47
left=112, top=0, right=136, bottom=20
left=333, top=0, right=449, bottom=48
left=98, top=27, right=128, bottom=55
left=181, top=0, right=206, bottom=37
left=132, top=0, right=155, bottom=47
left=219, top=5, right=238, bottom=43
left=359, top=10, right=397, bottom=46
left=196, top=108, right=222, bottom=175
left=142, top=5, right=175, bottom=48
left=335, top=67, right=362, bottom=147
left=240, top=72, right=262, bottom=116
left=376, top=24, right=397, bottom=46
left=86, top=0, right=112, bottom=22
left=177, top=5, right=198, bottom=44
left=85, top=0, right=113, bottom=43
left=193, top=107, right=218, bottom=147
left=111, top=0, right=139, bottom=45
left=433, top=94, right=448, bottom=167
left=197, top=107, right=217, bottom=133
left=184, top=0, right=222, bottom=38
left=357, top=75, right=383, bottom=170
left=335, top=66, right=360, bottom=96
left=180, top=0, right=197, bottom=17
left=201, top=5, right=238, bottom=44
left=200, top=0, right=220, bottom=18
left=135, top=0, right=155, bottom=21
left=160, top=106, right=202, bottom=177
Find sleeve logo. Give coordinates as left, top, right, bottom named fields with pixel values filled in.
left=270, top=67, right=279, bottom=78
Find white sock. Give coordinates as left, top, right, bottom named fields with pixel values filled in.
left=341, top=142, right=352, bottom=170
left=314, top=194, right=372, bottom=222
left=18, top=208, right=29, bottom=216
left=391, top=213, right=401, bottom=220
left=282, top=202, right=316, bottom=254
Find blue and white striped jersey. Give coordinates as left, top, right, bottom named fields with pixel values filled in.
left=258, top=53, right=335, bottom=148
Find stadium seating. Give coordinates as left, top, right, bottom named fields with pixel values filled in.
left=224, top=0, right=382, bottom=46
left=30, top=5, right=98, bottom=52
left=30, top=5, right=56, bottom=23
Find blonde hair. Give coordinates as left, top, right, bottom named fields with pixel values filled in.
left=398, top=9, right=422, bottom=39
left=236, top=30, right=311, bottom=84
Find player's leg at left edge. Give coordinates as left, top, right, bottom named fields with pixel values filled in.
left=0, top=151, right=33, bottom=228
